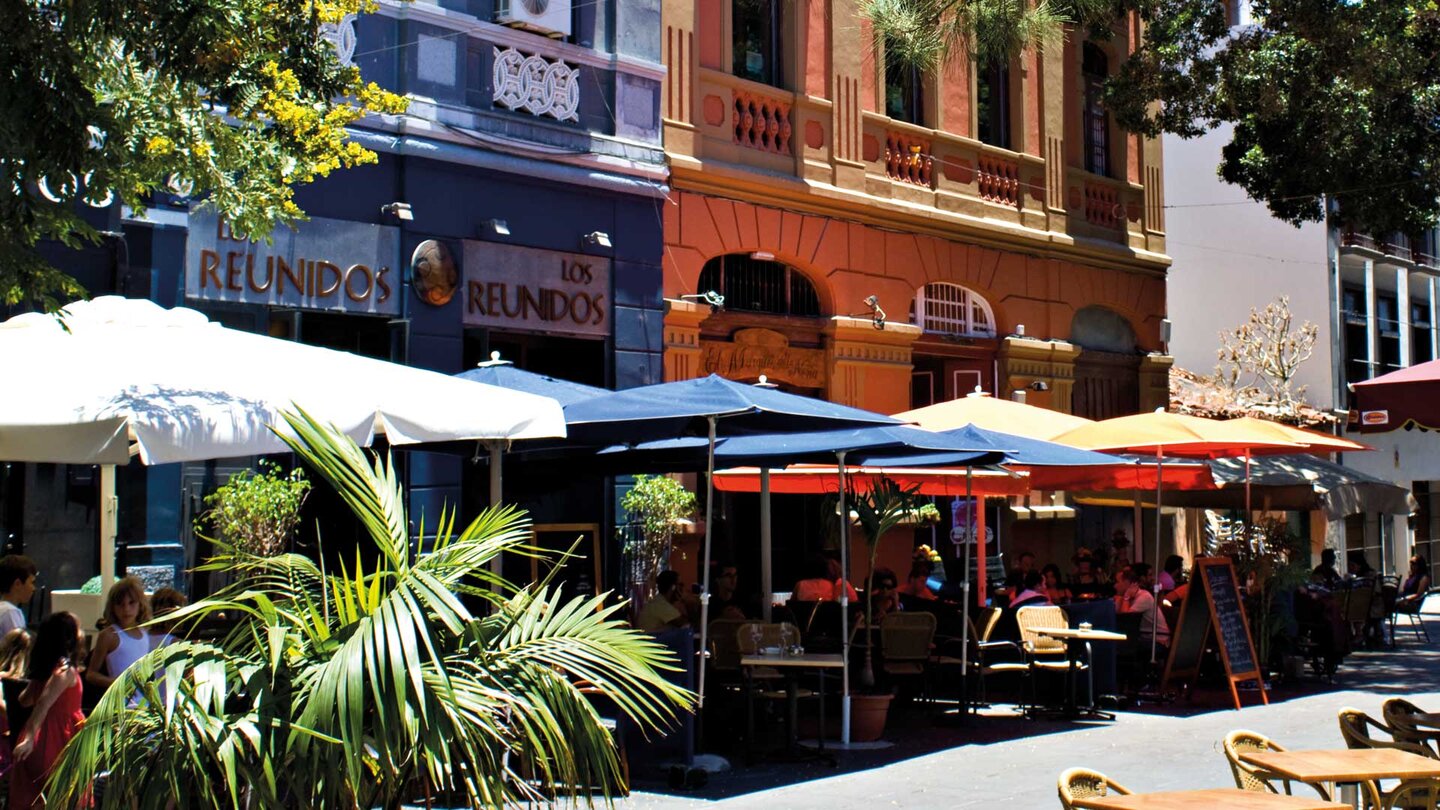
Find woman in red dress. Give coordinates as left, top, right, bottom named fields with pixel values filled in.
left=11, top=612, right=86, bottom=809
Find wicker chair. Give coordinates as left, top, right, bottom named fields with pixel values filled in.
left=880, top=611, right=937, bottom=702
left=1058, top=767, right=1132, bottom=810
left=1222, top=729, right=1327, bottom=798
left=1339, top=708, right=1428, bottom=810
left=1018, top=605, right=1085, bottom=711
left=1383, top=698, right=1440, bottom=758
left=1385, top=780, right=1440, bottom=809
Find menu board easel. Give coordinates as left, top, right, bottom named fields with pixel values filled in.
left=1161, top=556, right=1267, bottom=709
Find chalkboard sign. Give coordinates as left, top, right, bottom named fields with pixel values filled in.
left=530, top=523, right=601, bottom=605
left=1161, top=557, right=1266, bottom=709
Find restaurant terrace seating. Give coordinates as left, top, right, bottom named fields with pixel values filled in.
left=879, top=611, right=936, bottom=703
left=1339, top=708, right=1432, bottom=756
left=1057, top=767, right=1132, bottom=810
left=1018, top=605, right=1086, bottom=711
left=1223, top=729, right=1321, bottom=798
left=1382, top=780, right=1439, bottom=809
left=1384, top=699, right=1440, bottom=758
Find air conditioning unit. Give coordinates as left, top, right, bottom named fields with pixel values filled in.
left=495, top=0, right=571, bottom=38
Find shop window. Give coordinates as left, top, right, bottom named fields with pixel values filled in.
left=1412, top=300, right=1434, bottom=365
left=1082, top=43, right=1109, bottom=177
left=1377, top=293, right=1401, bottom=372
left=884, top=38, right=925, bottom=125
left=698, top=254, right=822, bottom=317
left=977, top=60, right=1011, bottom=150
left=1341, top=286, right=1369, bottom=393
left=913, top=283, right=996, bottom=337
left=733, top=0, right=784, bottom=88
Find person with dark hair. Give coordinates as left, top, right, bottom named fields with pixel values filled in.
left=11, top=612, right=85, bottom=810
left=1011, top=570, right=1049, bottom=608
left=1160, top=555, right=1184, bottom=593
left=1312, top=548, right=1341, bottom=589
left=868, top=567, right=901, bottom=620
left=0, top=557, right=37, bottom=637
left=1399, top=555, right=1432, bottom=609
left=710, top=563, right=758, bottom=620
left=1041, top=564, right=1071, bottom=605
left=637, top=571, right=690, bottom=634
left=1115, top=566, right=1169, bottom=650
left=1347, top=550, right=1377, bottom=581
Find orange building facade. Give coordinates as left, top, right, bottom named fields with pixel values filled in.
left=659, top=0, right=1173, bottom=417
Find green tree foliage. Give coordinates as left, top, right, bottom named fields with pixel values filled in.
left=201, top=461, right=312, bottom=558
left=49, top=410, right=691, bottom=808
left=849, top=478, right=923, bottom=688
left=0, top=0, right=407, bottom=310
left=619, top=475, right=697, bottom=596
left=865, top=0, right=1440, bottom=234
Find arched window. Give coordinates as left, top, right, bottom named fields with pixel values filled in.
left=914, top=283, right=996, bottom=337
left=698, top=254, right=822, bottom=317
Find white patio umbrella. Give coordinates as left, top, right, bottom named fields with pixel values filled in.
left=0, top=296, right=567, bottom=588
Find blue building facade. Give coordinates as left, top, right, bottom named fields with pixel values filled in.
left=1, top=0, right=667, bottom=596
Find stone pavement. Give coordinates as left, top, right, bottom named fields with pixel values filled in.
left=621, top=612, right=1440, bottom=809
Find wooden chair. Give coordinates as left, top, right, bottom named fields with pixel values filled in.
left=1058, top=767, right=1132, bottom=810
left=1017, top=605, right=1084, bottom=710
left=879, top=612, right=936, bottom=704
left=1383, top=698, right=1440, bottom=758
left=1384, top=780, right=1440, bottom=809
left=1222, top=729, right=1328, bottom=799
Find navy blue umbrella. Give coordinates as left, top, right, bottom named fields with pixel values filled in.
left=455, top=354, right=608, bottom=407
left=596, top=423, right=1009, bottom=469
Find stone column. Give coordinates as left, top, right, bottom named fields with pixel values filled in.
left=997, top=336, right=1081, bottom=413
left=823, top=316, right=921, bottom=412
left=1138, top=353, right=1174, bottom=413
left=663, top=298, right=708, bottom=381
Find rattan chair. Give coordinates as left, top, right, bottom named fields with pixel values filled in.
left=1018, top=605, right=1086, bottom=710
left=1385, top=780, right=1440, bottom=809
left=1058, top=767, right=1132, bottom=810
left=1339, top=708, right=1430, bottom=810
left=1383, top=698, right=1440, bottom=758
left=880, top=611, right=937, bottom=702
left=1343, top=580, right=1380, bottom=646
left=1222, top=729, right=1327, bottom=798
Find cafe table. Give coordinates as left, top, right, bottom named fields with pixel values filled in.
left=1034, top=626, right=1128, bottom=720
left=1239, top=748, right=1440, bottom=808
left=1070, top=787, right=1348, bottom=809
left=740, top=652, right=843, bottom=758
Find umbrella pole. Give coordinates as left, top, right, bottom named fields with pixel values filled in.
left=697, top=416, right=718, bottom=717
left=837, top=450, right=850, bottom=746
left=1245, top=454, right=1255, bottom=550
left=100, top=464, right=117, bottom=594
left=1152, top=448, right=1163, bottom=664
left=960, top=468, right=973, bottom=681
left=489, top=440, right=503, bottom=582
left=760, top=468, right=772, bottom=623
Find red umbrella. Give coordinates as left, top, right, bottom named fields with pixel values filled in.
left=1352, top=359, right=1440, bottom=432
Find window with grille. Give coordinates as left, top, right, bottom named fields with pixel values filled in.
left=732, top=0, right=785, bottom=88
left=913, top=283, right=996, bottom=337
left=697, top=254, right=822, bottom=317
left=1082, top=43, right=1109, bottom=177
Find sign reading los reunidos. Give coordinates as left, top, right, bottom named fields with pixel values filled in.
left=185, top=210, right=400, bottom=316
left=461, top=241, right=609, bottom=338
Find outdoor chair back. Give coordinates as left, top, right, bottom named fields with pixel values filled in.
left=1222, top=729, right=1312, bottom=797
left=1383, top=780, right=1440, bottom=809
left=1383, top=698, right=1440, bottom=757
left=978, top=606, right=1003, bottom=643
left=1343, top=580, right=1378, bottom=641
left=1016, top=605, right=1068, bottom=657
left=1057, top=767, right=1131, bottom=810
left=708, top=618, right=749, bottom=673
left=880, top=612, right=936, bottom=669
left=1338, top=708, right=1432, bottom=755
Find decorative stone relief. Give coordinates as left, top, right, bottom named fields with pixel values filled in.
left=492, top=46, right=580, bottom=123
left=321, top=14, right=357, bottom=68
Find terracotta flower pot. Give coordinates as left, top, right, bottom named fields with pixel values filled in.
left=849, top=693, right=893, bottom=742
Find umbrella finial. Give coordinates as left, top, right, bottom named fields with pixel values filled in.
left=477, top=351, right=513, bottom=368
left=753, top=375, right=778, bottom=389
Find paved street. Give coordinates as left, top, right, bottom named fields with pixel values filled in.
left=623, top=611, right=1440, bottom=809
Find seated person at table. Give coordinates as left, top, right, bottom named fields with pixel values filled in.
left=1010, top=571, right=1050, bottom=608
left=1399, top=555, right=1432, bottom=610
left=709, top=562, right=758, bottom=620
left=1041, top=564, right=1071, bottom=606
left=1070, top=549, right=1110, bottom=601
left=1312, top=548, right=1342, bottom=589
left=897, top=559, right=938, bottom=602
left=1347, top=550, right=1377, bottom=582
left=793, top=554, right=858, bottom=603
left=637, top=571, right=690, bottom=634
left=1115, top=566, right=1170, bottom=652
left=868, top=568, right=902, bottom=621
left=1159, top=555, right=1184, bottom=594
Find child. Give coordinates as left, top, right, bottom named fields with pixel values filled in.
left=0, top=556, right=37, bottom=637
left=148, top=587, right=189, bottom=648
left=85, top=577, right=152, bottom=694
left=11, top=612, right=85, bottom=810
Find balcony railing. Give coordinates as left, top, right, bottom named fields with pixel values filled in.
left=1084, top=182, right=1123, bottom=229
left=977, top=155, right=1020, bottom=208
left=884, top=131, right=933, bottom=187
left=733, top=87, right=792, bottom=156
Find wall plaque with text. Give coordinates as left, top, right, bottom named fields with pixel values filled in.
left=185, top=210, right=400, bottom=316
left=461, top=241, right=610, bottom=338
left=700, top=328, right=825, bottom=389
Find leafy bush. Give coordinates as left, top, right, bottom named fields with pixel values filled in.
left=200, top=461, right=311, bottom=557
left=619, top=475, right=696, bottom=597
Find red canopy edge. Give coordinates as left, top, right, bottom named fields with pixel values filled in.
left=1022, top=463, right=1217, bottom=491
left=712, top=466, right=1030, bottom=496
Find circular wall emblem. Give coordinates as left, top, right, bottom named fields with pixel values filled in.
left=411, top=240, right=458, bottom=307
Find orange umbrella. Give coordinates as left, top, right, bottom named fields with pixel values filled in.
left=895, top=391, right=1095, bottom=440
left=1220, top=416, right=1373, bottom=455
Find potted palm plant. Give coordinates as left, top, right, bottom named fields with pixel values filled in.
left=49, top=410, right=693, bottom=808
left=847, top=477, right=924, bottom=741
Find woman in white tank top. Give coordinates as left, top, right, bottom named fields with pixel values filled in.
left=85, top=577, right=152, bottom=694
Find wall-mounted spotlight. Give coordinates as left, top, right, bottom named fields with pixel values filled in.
left=483, top=218, right=510, bottom=236
left=380, top=202, right=414, bottom=221
left=582, top=231, right=612, bottom=249
left=1030, top=380, right=1050, bottom=392
left=680, top=290, right=725, bottom=313
left=863, top=294, right=886, bottom=330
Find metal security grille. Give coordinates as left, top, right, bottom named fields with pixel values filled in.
left=914, top=282, right=995, bottom=337
left=697, top=255, right=822, bottom=317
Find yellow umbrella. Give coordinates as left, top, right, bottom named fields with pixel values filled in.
left=1220, top=416, right=1373, bottom=455
left=894, top=390, right=1095, bottom=440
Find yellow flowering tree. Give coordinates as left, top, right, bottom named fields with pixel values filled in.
left=0, top=0, right=408, bottom=309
